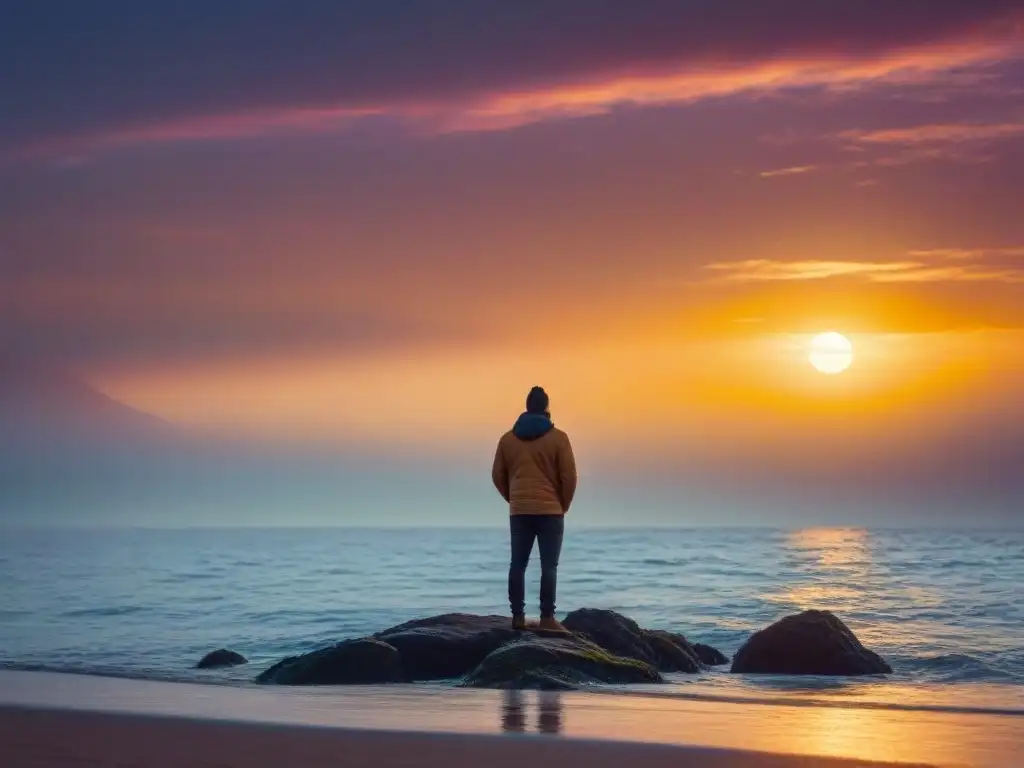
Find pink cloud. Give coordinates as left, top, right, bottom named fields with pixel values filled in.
left=843, top=121, right=1024, bottom=145
left=705, top=246, right=1024, bottom=284
left=7, top=23, right=1023, bottom=164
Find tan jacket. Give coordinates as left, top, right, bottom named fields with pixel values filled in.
left=492, top=425, right=578, bottom=516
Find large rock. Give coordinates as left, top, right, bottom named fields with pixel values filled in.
left=464, top=635, right=663, bottom=689
left=562, top=609, right=704, bottom=673
left=693, top=643, right=729, bottom=666
left=645, top=630, right=704, bottom=672
left=731, top=610, right=892, bottom=676
left=255, top=609, right=727, bottom=687
left=256, top=638, right=404, bottom=685
left=196, top=649, right=247, bottom=669
left=374, top=613, right=520, bottom=681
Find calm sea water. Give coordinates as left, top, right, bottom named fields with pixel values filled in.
left=1, top=527, right=1022, bottom=714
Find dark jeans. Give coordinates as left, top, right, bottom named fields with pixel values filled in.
left=508, top=514, right=565, bottom=618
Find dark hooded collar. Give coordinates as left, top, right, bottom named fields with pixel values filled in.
left=511, top=411, right=554, bottom=441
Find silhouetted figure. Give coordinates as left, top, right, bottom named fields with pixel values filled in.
left=492, top=386, right=578, bottom=631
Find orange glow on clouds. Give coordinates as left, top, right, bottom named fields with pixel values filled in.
left=704, top=255, right=1024, bottom=284
left=10, top=17, right=1023, bottom=162
left=93, top=328, right=1022, bottom=457
left=843, top=121, right=1024, bottom=145
left=440, top=34, right=1024, bottom=133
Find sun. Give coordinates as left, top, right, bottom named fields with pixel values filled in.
left=809, top=332, right=853, bottom=375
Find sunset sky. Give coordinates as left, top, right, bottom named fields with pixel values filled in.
left=2, top=1, right=1023, bottom=526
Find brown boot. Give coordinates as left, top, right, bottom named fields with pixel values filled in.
left=538, top=615, right=567, bottom=632
left=512, top=614, right=528, bottom=631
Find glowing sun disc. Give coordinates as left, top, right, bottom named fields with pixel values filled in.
left=809, top=332, right=853, bottom=375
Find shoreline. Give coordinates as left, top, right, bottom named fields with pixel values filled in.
left=3, top=662, right=1022, bottom=719
left=0, top=706, right=933, bottom=768
left=3, top=670, right=1023, bottom=766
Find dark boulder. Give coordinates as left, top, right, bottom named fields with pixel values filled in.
left=196, top=649, right=247, bottom=669
left=644, top=630, right=704, bottom=673
left=255, top=609, right=725, bottom=687
left=562, top=609, right=702, bottom=673
left=693, top=643, right=729, bottom=666
left=731, top=610, right=892, bottom=676
left=256, top=638, right=404, bottom=685
left=464, top=635, right=663, bottom=689
left=375, top=613, right=520, bottom=681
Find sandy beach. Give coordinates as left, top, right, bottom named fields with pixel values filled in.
left=2, top=671, right=1021, bottom=767
left=1, top=706, right=938, bottom=768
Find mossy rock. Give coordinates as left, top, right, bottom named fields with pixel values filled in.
left=463, top=635, right=663, bottom=689
left=563, top=608, right=709, bottom=673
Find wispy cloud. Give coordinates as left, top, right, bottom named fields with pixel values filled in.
left=869, top=265, right=1024, bottom=283
left=705, top=247, right=1024, bottom=283
left=759, top=165, right=818, bottom=179
left=435, top=39, right=1024, bottom=133
left=8, top=106, right=389, bottom=165
left=909, top=246, right=1024, bottom=260
left=834, top=120, right=1024, bottom=168
left=842, top=121, right=1024, bottom=145
left=7, top=27, right=1024, bottom=164
left=705, top=259, right=923, bottom=282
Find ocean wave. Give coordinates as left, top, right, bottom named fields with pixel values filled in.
left=4, top=527, right=1022, bottom=715
left=60, top=605, right=151, bottom=618
left=1, top=662, right=1022, bottom=719
left=640, top=558, right=685, bottom=567
left=907, top=654, right=1022, bottom=682
left=154, top=572, right=224, bottom=584
left=0, top=661, right=245, bottom=686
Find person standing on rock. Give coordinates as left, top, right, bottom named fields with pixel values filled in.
left=491, top=386, right=578, bottom=632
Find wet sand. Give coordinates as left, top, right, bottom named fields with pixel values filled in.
left=2, top=670, right=1020, bottom=766
left=1, top=707, right=940, bottom=768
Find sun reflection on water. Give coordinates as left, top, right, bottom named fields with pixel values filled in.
left=723, top=526, right=1024, bottom=717
left=764, top=528, right=878, bottom=616
left=761, top=527, right=946, bottom=652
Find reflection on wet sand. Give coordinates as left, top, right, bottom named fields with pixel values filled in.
left=496, top=684, right=1021, bottom=765
left=501, top=690, right=564, bottom=735
left=556, top=691, right=1019, bottom=766
left=501, top=690, right=527, bottom=733
left=3, top=671, right=1022, bottom=766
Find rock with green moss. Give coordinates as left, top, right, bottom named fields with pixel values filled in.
left=463, top=635, right=663, bottom=689
left=562, top=608, right=709, bottom=673
left=254, top=609, right=724, bottom=687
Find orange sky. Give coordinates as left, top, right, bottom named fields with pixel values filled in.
left=2, top=1, right=1023, bottom=523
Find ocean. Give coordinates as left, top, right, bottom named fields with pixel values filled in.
left=1, top=527, right=1022, bottom=715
